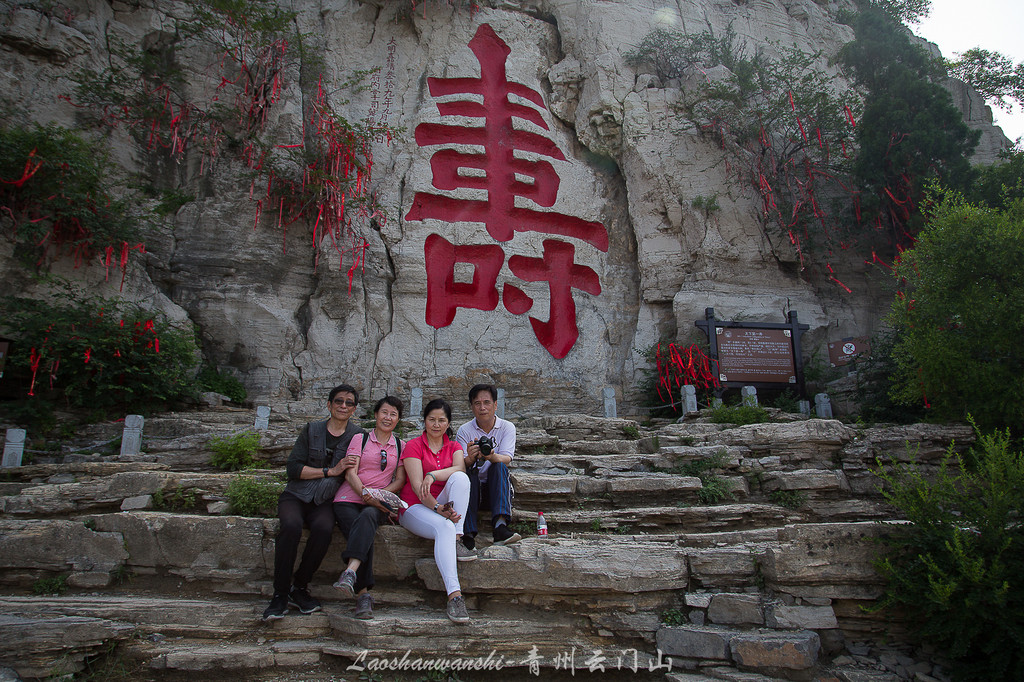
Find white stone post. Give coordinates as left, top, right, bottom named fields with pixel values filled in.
left=603, top=386, right=617, bottom=419
left=682, top=385, right=698, bottom=414
left=411, top=388, right=423, bottom=425
left=120, top=415, right=145, bottom=457
left=2, top=428, right=26, bottom=468
left=814, top=393, right=833, bottom=418
left=799, top=400, right=811, bottom=416
left=741, top=386, right=758, bottom=407
left=254, top=405, right=271, bottom=430
left=496, top=388, right=506, bottom=419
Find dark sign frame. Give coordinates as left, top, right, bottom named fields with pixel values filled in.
left=695, top=307, right=810, bottom=398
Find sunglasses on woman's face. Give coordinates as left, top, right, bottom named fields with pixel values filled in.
left=379, top=449, right=388, bottom=471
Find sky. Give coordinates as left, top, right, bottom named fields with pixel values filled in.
left=914, top=0, right=1024, bottom=144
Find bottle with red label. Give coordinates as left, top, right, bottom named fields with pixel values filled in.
left=537, top=511, right=548, bottom=536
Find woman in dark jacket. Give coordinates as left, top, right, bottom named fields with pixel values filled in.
left=262, top=384, right=364, bottom=621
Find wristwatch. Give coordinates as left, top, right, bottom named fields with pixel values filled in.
left=433, top=503, right=440, bottom=512
left=322, top=467, right=329, bottom=478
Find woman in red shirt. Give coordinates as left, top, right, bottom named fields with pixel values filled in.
left=398, top=398, right=474, bottom=623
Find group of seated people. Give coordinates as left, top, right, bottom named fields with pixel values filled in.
left=262, top=382, right=519, bottom=624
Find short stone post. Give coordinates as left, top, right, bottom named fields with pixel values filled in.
left=741, top=386, right=758, bottom=407
left=2, top=428, right=26, bottom=468
left=814, top=393, right=833, bottom=418
left=712, top=397, right=724, bottom=409
left=496, top=388, right=506, bottom=419
left=120, top=415, right=145, bottom=457
left=603, top=386, right=617, bottom=419
left=798, top=400, right=811, bottom=416
left=253, top=405, right=271, bottom=431
left=410, top=388, right=423, bottom=424
left=682, top=385, right=698, bottom=414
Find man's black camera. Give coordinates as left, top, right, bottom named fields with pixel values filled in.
left=477, top=435, right=495, bottom=458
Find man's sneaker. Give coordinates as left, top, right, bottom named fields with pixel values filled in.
left=287, top=586, right=321, bottom=614
left=446, top=595, right=470, bottom=624
left=492, top=525, right=522, bottom=546
left=333, top=568, right=357, bottom=597
left=456, top=542, right=478, bottom=562
left=262, top=593, right=288, bottom=621
left=354, top=592, right=374, bottom=620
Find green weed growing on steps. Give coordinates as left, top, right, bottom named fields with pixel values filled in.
left=208, top=430, right=263, bottom=470
left=870, top=421, right=1024, bottom=681
left=32, top=574, right=68, bottom=595
left=667, top=450, right=736, bottom=505
left=622, top=424, right=640, bottom=440
left=225, top=473, right=284, bottom=517
left=768, top=489, right=807, bottom=510
left=660, top=608, right=687, bottom=625
left=708, top=403, right=770, bottom=425
left=152, top=485, right=198, bottom=512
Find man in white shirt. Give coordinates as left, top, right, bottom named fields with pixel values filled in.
left=455, top=384, right=521, bottom=549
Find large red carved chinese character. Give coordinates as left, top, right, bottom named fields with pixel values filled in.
left=504, top=240, right=601, bottom=359
left=407, top=23, right=609, bottom=358
left=424, top=234, right=505, bottom=327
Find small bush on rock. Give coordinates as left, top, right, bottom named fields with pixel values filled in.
left=209, top=431, right=263, bottom=470
left=225, top=473, right=283, bottom=517
left=871, top=423, right=1024, bottom=680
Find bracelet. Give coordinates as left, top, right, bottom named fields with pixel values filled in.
left=425, top=473, right=436, bottom=482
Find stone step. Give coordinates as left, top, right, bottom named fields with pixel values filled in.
left=0, top=594, right=630, bottom=677
left=541, top=503, right=798, bottom=534
left=657, top=624, right=823, bottom=678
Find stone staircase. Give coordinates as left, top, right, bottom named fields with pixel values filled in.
left=0, top=406, right=970, bottom=680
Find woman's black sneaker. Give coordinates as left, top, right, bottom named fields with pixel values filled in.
left=287, top=586, right=322, bottom=614
left=262, top=593, right=289, bottom=621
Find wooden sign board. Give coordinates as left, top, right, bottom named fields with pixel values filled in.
left=717, top=327, right=797, bottom=383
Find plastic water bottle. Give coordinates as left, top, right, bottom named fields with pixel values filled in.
left=537, top=511, right=548, bottom=536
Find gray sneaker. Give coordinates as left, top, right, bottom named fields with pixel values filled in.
left=446, top=595, right=470, bottom=624
left=333, top=569, right=357, bottom=597
left=354, top=592, right=374, bottom=620
left=456, top=542, right=478, bottom=562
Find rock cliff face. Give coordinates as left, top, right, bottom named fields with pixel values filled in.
left=0, top=0, right=1009, bottom=411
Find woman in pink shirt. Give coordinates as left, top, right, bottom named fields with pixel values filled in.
left=332, top=396, right=406, bottom=619
left=398, top=398, right=474, bottom=623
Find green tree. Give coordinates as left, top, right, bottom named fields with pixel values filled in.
left=968, top=147, right=1024, bottom=210
left=0, top=123, right=145, bottom=265
left=946, top=48, right=1024, bottom=114
left=888, top=192, right=1024, bottom=432
left=867, top=0, right=931, bottom=25
left=840, top=6, right=980, bottom=251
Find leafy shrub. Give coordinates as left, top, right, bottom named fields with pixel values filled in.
left=888, top=193, right=1024, bottom=433
left=196, top=365, right=247, bottom=403
left=660, top=608, right=687, bottom=626
left=768, top=489, right=807, bottom=510
left=225, top=473, right=284, bottom=517
left=622, top=425, right=640, bottom=440
left=673, top=450, right=736, bottom=505
left=152, top=485, right=198, bottom=511
left=871, top=425, right=1024, bottom=680
left=32, top=574, right=68, bottom=595
left=697, top=477, right=733, bottom=505
left=209, top=431, right=263, bottom=470
left=1, top=285, right=199, bottom=414
left=708, top=404, right=770, bottom=425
